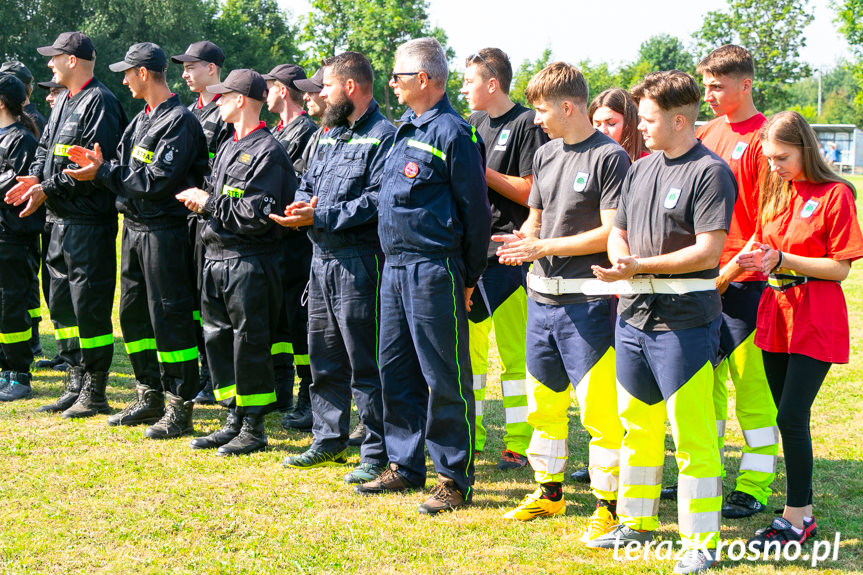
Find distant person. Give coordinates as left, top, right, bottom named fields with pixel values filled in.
left=738, top=111, right=863, bottom=550
left=588, top=88, right=647, bottom=161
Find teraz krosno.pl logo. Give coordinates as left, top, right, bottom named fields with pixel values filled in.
left=612, top=532, right=842, bottom=568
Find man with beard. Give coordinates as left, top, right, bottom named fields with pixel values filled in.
left=273, top=52, right=394, bottom=484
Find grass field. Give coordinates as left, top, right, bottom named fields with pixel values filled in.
left=2, top=178, right=863, bottom=574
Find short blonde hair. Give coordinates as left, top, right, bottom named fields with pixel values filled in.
left=525, top=61, right=588, bottom=107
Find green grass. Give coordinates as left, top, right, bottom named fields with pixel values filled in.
left=2, top=185, right=863, bottom=574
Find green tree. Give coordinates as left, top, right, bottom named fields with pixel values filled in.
left=510, top=48, right=553, bottom=107
left=832, top=0, right=863, bottom=126
left=693, top=0, right=812, bottom=113
left=635, top=34, right=695, bottom=74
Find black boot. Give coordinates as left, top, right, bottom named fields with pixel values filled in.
left=144, top=392, right=194, bottom=439
left=0, top=372, right=33, bottom=402
left=281, top=377, right=312, bottom=431
left=29, top=318, right=43, bottom=357
left=38, top=366, right=84, bottom=412
left=107, top=383, right=165, bottom=426
left=193, top=355, right=216, bottom=405
left=217, top=413, right=267, bottom=456
left=189, top=409, right=242, bottom=449
left=35, top=355, right=67, bottom=371
left=61, top=371, right=111, bottom=418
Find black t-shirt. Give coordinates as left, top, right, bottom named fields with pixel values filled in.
left=614, top=141, right=737, bottom=331
left=470, top=103, right=547, bottom=256
left=528, top=131, right=631, bottom=305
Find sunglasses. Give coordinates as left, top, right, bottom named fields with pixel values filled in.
left=468, top=53, right=498, bottom=79
left=391, top=71, right=420, bottom=83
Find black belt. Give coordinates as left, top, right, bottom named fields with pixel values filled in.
left=767, top=273, right=827, bottom=292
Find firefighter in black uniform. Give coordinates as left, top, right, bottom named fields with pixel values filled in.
left=0, top=62, right=45, bottom=364
left=5, top=32, right=126, bottom=417
left=64, top=42, right=208, bottom=439
left=263, top=64, right=317, bottom=430
left=177, top=69, right=295, bottom=455
left=171, top=41, right=234, bottom=406
left=0, top=74, right=42, bottom=402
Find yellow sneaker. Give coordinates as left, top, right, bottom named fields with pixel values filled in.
left=503, top=487, right=565, bottom=521
left=579, top=505, right=619, bottom=544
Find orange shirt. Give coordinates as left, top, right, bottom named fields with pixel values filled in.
left=697, top=113, right=767, bottom=281
left=754, top=181, right=863, bottom=363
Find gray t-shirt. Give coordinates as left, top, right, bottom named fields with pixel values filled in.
left=614, top=141, right=737, bottom=331
left=528, top=130, right=631, bottom=305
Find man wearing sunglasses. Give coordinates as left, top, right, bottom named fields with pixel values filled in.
left=460, top=47, right=548, bottom=471
left=354, top=37, right=491, bottom=515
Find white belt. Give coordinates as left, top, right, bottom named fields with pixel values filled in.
left=526, top=273, right=717, bottom=296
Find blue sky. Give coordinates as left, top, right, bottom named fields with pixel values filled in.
left=279, top=0, right=852, bottom=71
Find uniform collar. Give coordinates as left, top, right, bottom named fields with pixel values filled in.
left=399, top=94, right=451, bottom=128
left=145, top=93, right=179, bottom=115
left=331, top=99, right=381, bottom=139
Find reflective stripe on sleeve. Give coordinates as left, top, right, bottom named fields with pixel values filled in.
left=131, top=146, right=154, bottom=163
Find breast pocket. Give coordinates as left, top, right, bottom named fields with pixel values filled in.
left=392, top=148, right=438, bottom=207
left=222, top=163, right=252, bottom=198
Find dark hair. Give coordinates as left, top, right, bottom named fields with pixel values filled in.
left=525, top=61, right=588, bottom=107
left=588, top=88, right=645, bottom=161
left=0, top=92, right=39, bottom=138
left=464, top=48, right=513, bottom=94
left=759, top=111, right=856, bottom=224
left=631, top=70, right=700, bottom=123
left=696, top=44, right=755, bottom=79
left=324, top=51, right=374, bottom=87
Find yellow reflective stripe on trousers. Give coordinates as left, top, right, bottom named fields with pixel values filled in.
left=214, top=384, right=236, bottom=401
left=54, top=326, right=79, bottom=340
left=406, top=139, right=446, bottom=161
left=28, top=308, right=41, bottom=319
left=236, top=391, right=277, bottom=407
left=294, top=354, right=309, bottom=366
left=125, top=338, right=156, bottom=354
left=0, top=328, right=32, bottom=344
left=131, top=146, right=153, bottom=163
left=79, top=334, right=113, bottom=349
left=53, top=143, right=72, bottom=157
left=156, top=347, right=198, bottom=364
left=271, top=342, right=293, bottom=355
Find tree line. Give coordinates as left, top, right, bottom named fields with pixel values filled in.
left=2, top=0, right=862, bottom=127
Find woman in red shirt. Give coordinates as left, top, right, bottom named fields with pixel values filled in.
left=738, top=111, right=863, bottom=549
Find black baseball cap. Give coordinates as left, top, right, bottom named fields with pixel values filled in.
left=207, top=69, right=267, bottom=101
left=294, top=67, right=324, bottom=93
left=0, top=61, right=33, bottom=85
left=38, top=80, right=64, bottom=90
left=262, top=64, right=306, bottom=89
left=0, top=74, right=27, bottom=104
left=109, top=42, right=168, bottom=73
left=171, top=41, right=225, bottom=67
left=37, top=32, right=96, bottom=61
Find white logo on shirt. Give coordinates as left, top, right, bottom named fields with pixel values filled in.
left=731, top=141, right=748, bottom=160
left=494, top=129, right=511, bottom=152
left=664, top=187, right=682, bottom=209
left=800, top=199, right=819, bottom=218
left=573, top=172, right=589, bottom=192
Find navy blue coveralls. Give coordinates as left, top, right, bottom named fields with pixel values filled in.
left=377, top=95, right=491, bottom=498
left=295, top=100, right=395, bottom=464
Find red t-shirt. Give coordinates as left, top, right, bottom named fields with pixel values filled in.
left=697, top=113, right=767, bottom=281
left=754, top=181, right=863, bottom=363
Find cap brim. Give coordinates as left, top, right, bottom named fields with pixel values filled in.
left=36, top=46, right=65, bottom=57
left=171, top=54, right=201, bottom=64
left=206, top=83, right=233, bottom=95
left=38, top=81, right=64, bottom=89
left=294, top=78, right=322, bottom=92
left=108, top=61, right=135, bottom=73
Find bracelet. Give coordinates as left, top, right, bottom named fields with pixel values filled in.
left=774, top=250, right=783, bottom=272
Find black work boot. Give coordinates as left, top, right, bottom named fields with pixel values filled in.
left=29, top=319, right=43, bottom=357
left=0, top=372, right=33, bottom=402
left=217, top=413, right=267, bottom=456
left=107, top=384, right=165, bottom=426
left=35, top=355, right=67, bottom=371
left=62, top=371, right=111, bottom=418
left=38, top=366, right=84, bottom=413
left=281, top=377, right=312, bottom=431
left=144, top=392, right=194, bottom=439
left=189, top=409, right=242, bottom=449
left=193, top=355, right=216, bottom=405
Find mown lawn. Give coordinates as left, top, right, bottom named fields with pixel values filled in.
left=1, top=177, right=862, bottom=574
